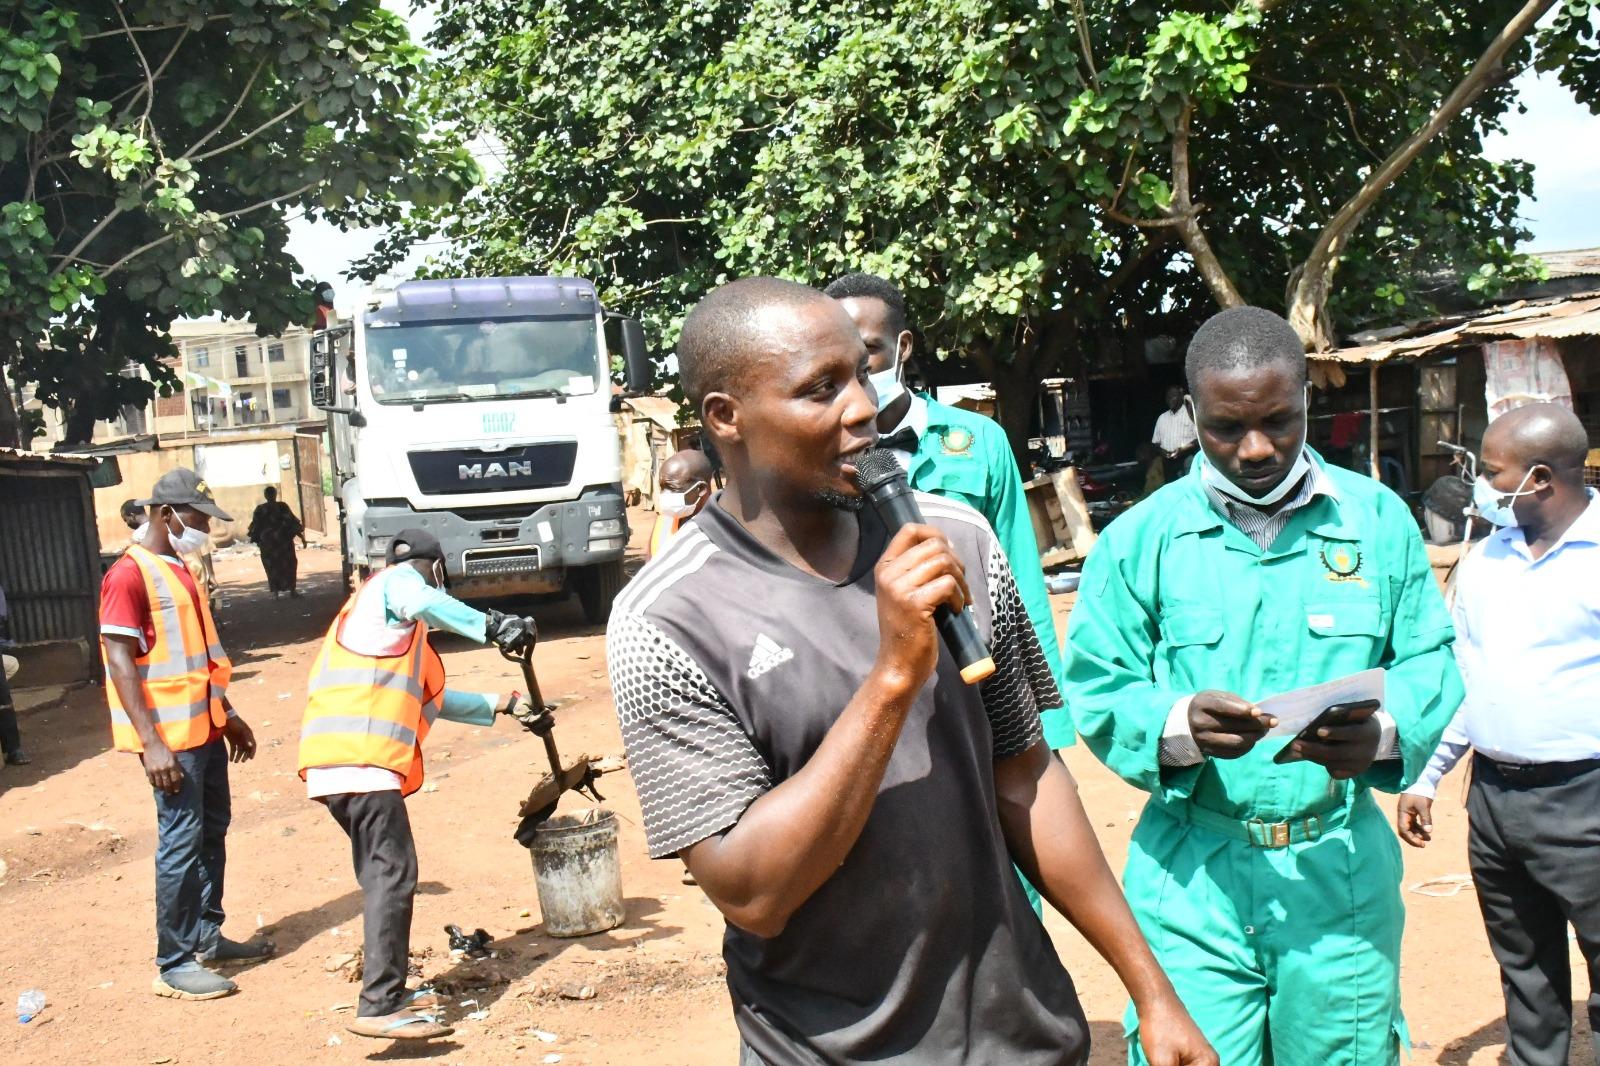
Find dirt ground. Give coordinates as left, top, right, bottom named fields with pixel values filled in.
left=0, top=514, right=1590, bottom=1064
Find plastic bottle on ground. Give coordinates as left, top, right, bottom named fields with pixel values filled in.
left=16, top=989, right=44, bottom=1024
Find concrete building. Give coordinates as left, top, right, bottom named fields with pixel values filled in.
left=17, top=319, right=326, bottom=446
left=119, top=319, right=325, bottom=438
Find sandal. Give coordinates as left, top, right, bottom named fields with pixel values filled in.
left=405, top=986, right=443, bottom=1010
left=348, top=1009, right=454, bottom=1041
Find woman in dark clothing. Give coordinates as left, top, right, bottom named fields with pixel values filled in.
left=247, top=487, right=306, bottom=598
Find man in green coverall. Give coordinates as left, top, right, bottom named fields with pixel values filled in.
left=1063, top=306, right=1463, bottom=1065
left=825, top=273, right=1073, bottom=749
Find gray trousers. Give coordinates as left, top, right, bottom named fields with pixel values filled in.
left=1469, top=755, right=1600, bottom=1066
left=326, top=791, right=417, bottom=1018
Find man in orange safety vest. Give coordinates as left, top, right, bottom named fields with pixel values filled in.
left=299, top=528, right=537, bottom=1041
left=100, top=468, right=273, bottom=1002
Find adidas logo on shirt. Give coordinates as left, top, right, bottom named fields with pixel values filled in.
left=746, top=633, right=794, bottom=680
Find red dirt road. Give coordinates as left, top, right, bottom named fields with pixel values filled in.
left=0, top=523, right=1588, bottom=1064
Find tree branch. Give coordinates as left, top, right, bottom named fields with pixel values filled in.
left=110, top=0, right=158, bottom=134
left=1286, top=0, right=1554, bottom=349
left=1167, top=102, right=1244, bottom=308
left=93, top=181, right=320, bottom=280
left=80, top=16, right=230, bottom=40
left=1069, top=0, right=1099, bottom=88
left=181, top=59, right=269, bottom=161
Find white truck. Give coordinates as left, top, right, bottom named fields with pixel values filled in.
left=309, top=276, right=651, bottom=622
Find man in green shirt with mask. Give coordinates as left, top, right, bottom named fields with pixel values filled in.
left=826, top=273, right=1072, bottom=749
left=1063, top=306, right=1463, bottom=1065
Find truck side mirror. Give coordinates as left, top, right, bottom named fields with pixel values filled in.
left=606, top=314, right=652, bottom=394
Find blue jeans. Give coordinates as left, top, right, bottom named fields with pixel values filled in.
left=152, top=739, right=231, bottom=972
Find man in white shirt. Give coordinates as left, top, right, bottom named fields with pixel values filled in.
left=1396, top=403, right=1600, bottom=1066
left=1152, top=385, right=1199, bottom=482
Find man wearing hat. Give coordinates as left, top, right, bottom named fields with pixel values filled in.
left=299, top=529, right=538, bottom=1041
left=100, top=468, right=274, bottom=1001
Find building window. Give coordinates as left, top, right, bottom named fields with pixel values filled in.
left=267, top=342, right=285, bottom=363
left=234, top=345, right=249, bottom=376
left=192, top=346, right=210, bottom=368
left=237, top=390, right=265, bottom=425
left=271, top=387, right=293, bottom=414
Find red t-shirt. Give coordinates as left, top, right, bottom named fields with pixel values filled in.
left=99, top=552, right=205, bottom=655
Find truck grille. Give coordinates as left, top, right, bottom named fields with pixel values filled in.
left=408, top=443, right=578, bottom=496
left=462, top=545, right=542, bottom=576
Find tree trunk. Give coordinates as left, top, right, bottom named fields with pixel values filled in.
left=0, top=361, right=21, bottom=450
left=1285, top=0, right=1553, bottom=349
left=990, top=361, right=1043, bottom=474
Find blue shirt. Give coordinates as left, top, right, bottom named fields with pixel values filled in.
left=344, top=564, right=497, bottom=724
left=1409, top=490, right=1600, bottom=797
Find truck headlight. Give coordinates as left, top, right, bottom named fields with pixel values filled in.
left=588, top=518, right=624, bottom=538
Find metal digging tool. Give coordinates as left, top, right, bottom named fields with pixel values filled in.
left=502, top=640, right=607, bottom=847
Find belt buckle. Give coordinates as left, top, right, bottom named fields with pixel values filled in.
left=1248, top=818, right=1292, bottom=849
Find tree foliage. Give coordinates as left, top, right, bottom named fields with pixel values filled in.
left=0, top=1, right=478, bottom=444
left=387, top=0, right=1594, bottom=453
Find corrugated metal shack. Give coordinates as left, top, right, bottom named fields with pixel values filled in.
left=0, top=449, right=105, bottom=680
left=1309, top=270, right=1600, bottom=493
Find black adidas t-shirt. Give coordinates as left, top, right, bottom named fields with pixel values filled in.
left=608, top=493, right=1088, bottom=1065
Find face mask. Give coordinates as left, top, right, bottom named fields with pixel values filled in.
left=1472, top=469, right=1536, bottom=527
left=130, top=521, right=150, bottom=544
left=659, top=483, right=705, bottom=518
left=1198, top=447, right=1312, bottom=507
left=867, top=342, right=907, bottom=410
left=166, top=511, right=210, bottom=556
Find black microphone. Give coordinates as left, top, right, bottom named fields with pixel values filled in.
left=854, top=448, right=996, bottom=685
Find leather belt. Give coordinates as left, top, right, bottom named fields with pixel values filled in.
left=1475, top=752, right=1600, bottom=788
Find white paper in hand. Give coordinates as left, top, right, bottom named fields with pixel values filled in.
left=1257, top=668, right=1385, bottom=739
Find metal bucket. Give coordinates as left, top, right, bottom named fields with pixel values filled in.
left=527, top=809, right=625, bottom=937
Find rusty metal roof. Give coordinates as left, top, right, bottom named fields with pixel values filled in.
left=1318, top=293, right=1600, bottom=365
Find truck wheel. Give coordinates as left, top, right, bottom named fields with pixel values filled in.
left=574, top=560, right=625, bottom=624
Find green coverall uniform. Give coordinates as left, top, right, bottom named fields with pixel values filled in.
left=1063, top=452, right=1463, bottom=1066
left=904, top=395, right=1072, bottom=746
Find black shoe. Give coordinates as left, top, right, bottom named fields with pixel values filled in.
left=3, top=749, right=29, bottom=766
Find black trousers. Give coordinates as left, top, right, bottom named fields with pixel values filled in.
left=1468, top=755, right=1600, bottom=1066
left=326, top=791, right=417, bottom=1018
left=0, top=660, right=20, bottom=756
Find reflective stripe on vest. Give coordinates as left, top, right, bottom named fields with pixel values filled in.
left=649, top=513, right=683, bottom=558
left=102, top=546, right=231, bottom=754
left=297, top=576, right=446, bottom=796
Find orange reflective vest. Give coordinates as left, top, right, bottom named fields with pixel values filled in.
left=648, top=513, right=685, bottom=559
left=297, top=581, right=446, bottom=796
left=103, top=545, right=232, bottom=754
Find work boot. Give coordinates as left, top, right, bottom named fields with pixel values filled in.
left=152, top=961, right=237, bottom=1000
left=3, top=749, right=29, bottom=766
left=198, top=934, right=275, bottom=964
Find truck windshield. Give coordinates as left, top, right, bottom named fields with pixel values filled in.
left=364, top=316, right=601, bottom=404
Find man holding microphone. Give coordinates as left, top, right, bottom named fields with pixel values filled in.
left=608, top=278, right=1212, bottom=1066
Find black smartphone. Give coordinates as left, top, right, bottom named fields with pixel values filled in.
left=1272, top=699, right=1381, bottom=764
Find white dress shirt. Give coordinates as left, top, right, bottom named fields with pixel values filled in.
left=882, top=392, right=930, bottom=471
left=1407, top=490, right=1600, bottom=799
left=1152, top=407, right=1198, bottom=453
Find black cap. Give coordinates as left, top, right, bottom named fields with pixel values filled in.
left=138, top=467, right=232, bottom=521
left=387, top=528, right=443, bottom=566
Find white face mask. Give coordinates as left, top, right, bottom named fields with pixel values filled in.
left=659, top=483, right=705, bottom=518
left=1198, top=447, right=1312, bottom=507
left=130, top=521, right=150, bottom=544
left=1472, top=469, right=1537, bottom=527
left=166, top=512, right=210, bottom=555
left=867, top=338, right=910, bottom=410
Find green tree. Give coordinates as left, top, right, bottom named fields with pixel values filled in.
left=385, top=0, right=1594, bottom=458
left=0, top=1, right=478, bottom=446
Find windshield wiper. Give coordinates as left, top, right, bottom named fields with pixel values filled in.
left=499, top=388, right=569, bottom=400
